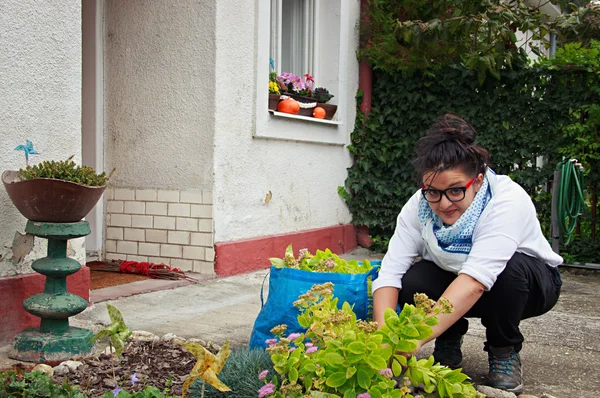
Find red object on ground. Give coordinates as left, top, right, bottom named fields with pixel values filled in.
left=119, top=261, right=183, bottom=277
left=214, top=224, right=357, bottom=276
left=0, top=266, right=90, bottom=343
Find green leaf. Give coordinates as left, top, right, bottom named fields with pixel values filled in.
left=269, top=258, right=287, bottom=268
left=289, top=367, right=299, bottom=383
left=391, top=358, right=402, bottom=376
left=366, top=354, right=387, bottom=370
left=326, top=372, right=348, bottom=388
left=346, top=366, right=357, bottom=379
left=347, top=341, right=366, bottom=354
left=325, top=352, right=345, bottom=365
left=357, top=369, right=371, bottom=389
left=394, top=339, right=418, bottom=353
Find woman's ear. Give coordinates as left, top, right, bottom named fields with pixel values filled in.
left=475, top=173, right=484, bottom=191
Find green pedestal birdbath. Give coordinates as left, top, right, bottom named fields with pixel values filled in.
left=10, top=221, right=94, bottom=362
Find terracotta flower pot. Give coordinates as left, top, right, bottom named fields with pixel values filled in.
left=2, top=170, right=107, bottom=223
left=268, top=94, right=281, bottom=111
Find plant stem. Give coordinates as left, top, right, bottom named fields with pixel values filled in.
left=201, top=380, right=205, bottom=398
left=110, top=341, right=116, bottom=382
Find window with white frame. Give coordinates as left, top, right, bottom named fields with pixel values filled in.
left=270, top=0, right=317, bottom=77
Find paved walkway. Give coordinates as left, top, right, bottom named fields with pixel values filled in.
left=2, top=249, right=599, bottom=397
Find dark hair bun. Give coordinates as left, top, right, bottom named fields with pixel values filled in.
left=413, top=113, right=489, bottom=180
left=428, top=114, right=476, bottom=145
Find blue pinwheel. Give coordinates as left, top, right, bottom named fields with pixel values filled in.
left=269, top=57, right=275, bottom=70
left=14, top=140, right=39, bottom=165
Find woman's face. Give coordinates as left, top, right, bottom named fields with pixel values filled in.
left=422, top=168, right=484, bottom=225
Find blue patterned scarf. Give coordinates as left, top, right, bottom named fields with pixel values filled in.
left=418, top=176, right=492, bottom=254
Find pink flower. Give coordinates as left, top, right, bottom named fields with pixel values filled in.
left=379, top=368, right=393, bottom=378
left=265, top=338, right=277, bottom=347
left=258, top=370, right=269, bottom=381
left=287, top=333, right=301, bottom=340
left=305, top=342, right=314, bottom=347
left=306, top=346, right=318, bottom=354
left=258, top=383, right=276, bottom=398
left=289, top=347, right=296, bottom=352
left=357, top=393, right=371, bottom=398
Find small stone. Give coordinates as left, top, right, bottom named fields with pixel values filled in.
left=53, top=363, right=70, bottom=376
left=187, top=338, right=207, bottom=346
left=540, top=394, right=558, bottom=398
left=476, top=385, right=517, bottom=398
left=161, top=333, right=177, bottom=342
left=130, top=330, right=159, bottom=342
left=104, top=346, right=116, bottom=355
left=171, top=337, right=187, bottom=345
left=61, top=360, right=83, bottom=372
left=103, top=378, right=118, bottom=388
left=32, top=364, right=54, bottom=377
left=520, top=395, right=539, bottom=398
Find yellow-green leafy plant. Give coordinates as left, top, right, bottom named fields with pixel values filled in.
left=270, top=244, right=374, bottom=274
left=179, top=340, right=231, bottom=398
left=19, top=155, right=114, bottom=187
left=90, top=304, right=132, bottom=359
left=260, top=283, right=482, bottom=398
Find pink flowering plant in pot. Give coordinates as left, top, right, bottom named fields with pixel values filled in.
left=257, top=284, right=483, bottom=398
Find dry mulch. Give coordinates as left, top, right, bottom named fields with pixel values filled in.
left=52, top=340, right=214, bottom=397
left=88, top=261, right=149, bottom=290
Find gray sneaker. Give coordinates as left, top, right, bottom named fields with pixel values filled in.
left=487, top=346, right=524, bottom=395
left=433, top=336, right=463, bottom=368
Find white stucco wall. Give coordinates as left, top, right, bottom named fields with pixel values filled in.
left=213, top=0, right=360, bottom=242
left=104, top=0, right=215, bottom=190
left=0, top=1, right=83, bottom=276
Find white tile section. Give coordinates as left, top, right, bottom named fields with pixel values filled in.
left=106, top=187, right=114, bottom=200
left=105, top=240, right=117, bottom=252
left=107, top=200, right=124, bottom=213
left=127, top=255, right=149, bottom=262
left=193, top=260, right=215, bottom=274
left=191, top=204, right=212, bottom=218
left=161, top=244, right=183, bottom=258
left=183, top=246, right=205, bottom=260
left=176, top=217, right=198, bottom=231
left=148, top=257, right=171, bottom=266
left=154, top=216, right=176, bottom=230
left=124, top=201, right=146, bottom=214
left=145, top=229, right=168, bottom=243
left=114, top=188, right=135, bottom=201
left=168, top=231, right=190, bottom=245
left=124, top=228, right=145, bottom=242
left=131, top=215, right=153, bottom=228
left=117, top=240, right=138, bottom=255
left=106, top=253, right=124, bottom=261
left=106, top=227, right=124, bottom=240
left=146, top=202, right=168, bottom=216
left=180, top=191, right=203, bottom=204
left=190, top=233, right=213, bottom=247
left=157, top=190, right=180, bottom=203
left=110, top=214, right=132, bottom=227
left=168, top=203, right=191, bottom=217
left=198, top=219, right=212, bottom=232
left=170, top=258, right=194, bottom=271
left=139, top=242, right=161, bottom=256
left=136, top=189, right=157, bottom=201
left=202, top=191, right=213, bottom=204
left=204, top=247, right=215, bottom=262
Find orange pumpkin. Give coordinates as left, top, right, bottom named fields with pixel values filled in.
left=313, top=106, right=326, bottom=119
left=278, top=99, right=300, bottom=114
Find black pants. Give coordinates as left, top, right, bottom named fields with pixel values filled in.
left=398, top=252, right=562, bottom=352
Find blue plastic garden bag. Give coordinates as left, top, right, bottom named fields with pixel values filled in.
left=248, top=261, right=380, bottom=349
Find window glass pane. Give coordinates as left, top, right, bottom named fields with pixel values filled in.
left=281, top=0, right=306, bottom=75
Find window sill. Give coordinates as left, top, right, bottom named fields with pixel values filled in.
left=253, top=109, right=347, bottom=146
left=268, top=110, right=342, bottom=125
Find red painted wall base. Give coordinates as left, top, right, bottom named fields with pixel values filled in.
left=214, top=224, right=357, bottom=276
left=0, top=267, right=90, bottom=344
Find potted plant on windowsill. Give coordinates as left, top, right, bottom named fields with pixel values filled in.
left=2, top=142, right=114, bottom=223
left=313, top=86, right=337, bottom=120
left=273, top=72, right=338, bottom=120
left=268, top=71, right=282, bottom=111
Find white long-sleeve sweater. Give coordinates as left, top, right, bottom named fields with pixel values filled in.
left=372, top=172, right=563, bottom=292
